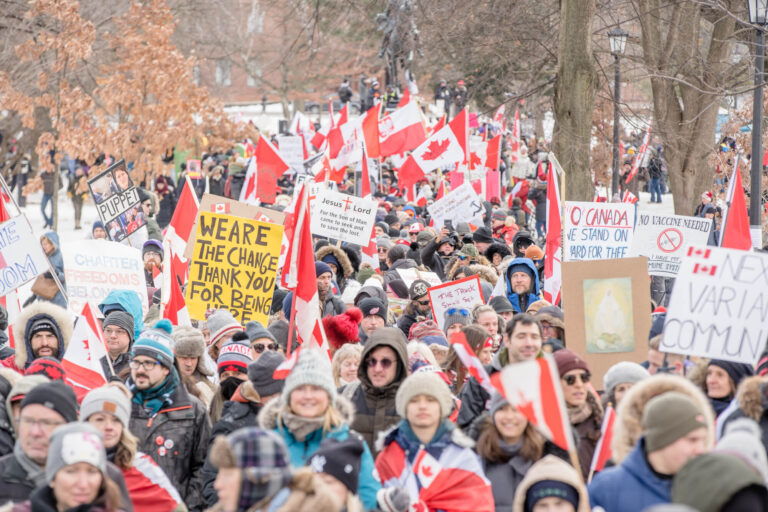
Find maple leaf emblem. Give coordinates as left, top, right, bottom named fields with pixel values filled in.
left=421, top=465, right=433, bottom=477
left=470, top=151, right=482, bottom=169
left=420, top=138, right=450, bottom=161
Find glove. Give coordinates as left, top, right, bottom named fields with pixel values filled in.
left=377, top=486, right=411, bottom=512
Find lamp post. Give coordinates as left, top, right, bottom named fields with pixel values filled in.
left=748, top=0, right=767, bottom=247
left=609, top=28, right=628, bottom=198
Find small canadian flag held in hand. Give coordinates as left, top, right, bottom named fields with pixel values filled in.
left=693, top=263, right=717, bottom=276
left=211, top=203, right=230, bottom=214
left=687, top=247, right=711, bottom=259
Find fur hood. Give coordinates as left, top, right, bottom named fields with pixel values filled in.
left=11, top=301, right=72, bottom=369
left=316, top=246, right=354, bottom=278
left=534, top=305, right=564, bottom=330
left=469, top=263, right=499, bottom=286
left=374, top=420, right=475, bottom=453
left=511, top=455, right=590, bottom=512
left=735, top=375, right=768, bottom=421
left=257, top=393, right=356, bottom=431
left=445, top=255, right=493, bottom=282
left=611, top=374, right=715, bottom=464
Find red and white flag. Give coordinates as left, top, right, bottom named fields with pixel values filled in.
left=62, top=303, right=109, bottom=401
left=720, top=160, right=752, bottom=250
left=0, top=290, right=21, bottom=348
left=378, top=101, right=427, bottom=157
left=251, top=137, right=291, bottom=204
left=361, top=146, right=372, bottom=199
left=589, top=405, right=616, bottom=479
left=211, top=203, right=230, bottom=214
left=492, top=353, right=574, bottom=451
left=0, top=189, right=12, bottom=222
left=625, top=122, right=652, bottom=184
left=509, top=108, right=521, bottom=163
left=450, top=332, right=493, bottom=393
left=621, top=190, right=638, bottom=204
left=151, top=265, right=163, bottom=290
left=161, top=240, right=191, bottom=327
left=239, top=157, right=259, bottom=206
left=361, top=104, right=381, bottom=158
left=470, top=135, right=501, bottom=171
left=273, top=344, right=301, bottom=379
left=413, top=448, right=443, bottom=489
left=543, top=166, right=562, bottom=305
left=397, top=88, right=411, bottom=108
left=166, top=176, right=199, bottom=259
left=492, top=105, right=506, bottom=132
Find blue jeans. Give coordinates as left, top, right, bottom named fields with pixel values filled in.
left=41, top=193, right=53, bottom=227
left=650, top=177, right=662, bottom=203
left=536, top=219, right=546, bottom=238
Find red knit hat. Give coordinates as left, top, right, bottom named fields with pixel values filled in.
left=323, top=308, right=362, bottom=350
left=553, top=349, right=589, bottom=377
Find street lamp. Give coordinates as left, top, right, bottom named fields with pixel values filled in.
left=748, top=0, right=767, bottom=247
left=609, top=28, right=628, bottom=198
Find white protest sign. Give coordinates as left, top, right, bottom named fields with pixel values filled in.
left=0, top=217, right=49, bottom=297
left=427, top=182, right=485, bottom=229
left=396, top=268, right=443, bottom=289
left=276, top=135, right=305, bottom=175
left=428, top=275, right=484, bottom=329
left=310, top=189, right=377, bottom=246
left=629, top=213, right=712, bottom=277
left=62, top=240, right=149, bottom=315
left=662, top=246, right=768, bottom=365
left=564, top=202, right=635, bottom=261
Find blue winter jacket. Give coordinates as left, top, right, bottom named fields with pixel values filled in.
left=504, top=257, right=541, bottom=313
left=588, top=437, right=672, bottom=511
left=98, top=289, right=145, bottom=340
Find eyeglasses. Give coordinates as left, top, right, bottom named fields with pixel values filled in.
left=416, top=299, right=430, bottom=306
left=130, top=359, right=162, bottom=371
left=252, top=343, right=278, bottom=354
left=19, top=417, right=65, bottom=430
left=366, top=357, right=394, bottom=369
left=446, top=308, right=470, bottom=317
left=563, top=373, right=591, bottom=386
left=378, top=248, right=388, bottom=253
left=104, top=327, right=128, bottom=337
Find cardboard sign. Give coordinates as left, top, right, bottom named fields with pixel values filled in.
left=186, top=159, right=202, bottom=179
left=564, top=202, right=635, bottom=261
left=561, top=257, right=651, bottom=389
left=662, top=247, right=768, bottom=365
left=186, top=212, right=284, bottom=324
left=395, top=268, right=443, bottom=289
left=629, top=213, right=712, bottom=277
left=0, top=217, right=49, bottom=297
left=427, top=182, right=485, bottom=229
left=310, top=189, right=377, bottom=246
left=428, top=275, right=484, bottom=329
left=183, top=193, right=285, bottom=260
left=276, top=135, right=305, bottom=175
left=62, top=240, right=148, bottom=315
left=88, top=160, right=146, bottom=246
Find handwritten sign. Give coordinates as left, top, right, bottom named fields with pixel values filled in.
left=427, top=182, right=485, bottom=229
left=396, top=268, right=443, bottom=289
left=629, top=213, right=712, bottom=277
left=276, top=135, right=305, bottom=175
left=87, top=159, right=146, bottom=246
left=564, top=202, right=635, bottom=261
left=428, top=275, right=484, bottom=330
left=0, top=217, right=49, bottom=297
left=310, top=189, right=377, bottom=246
left=186, top=212, right=284, bottom=324
left=62, top=240, right=148, bottom=315
left=662, top=246, right=768, bottom=364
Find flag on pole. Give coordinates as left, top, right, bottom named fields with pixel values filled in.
left=161, top=239, right=191, bottom=326
left=361, top=146, right=372, bottom=199
left=273, top=345, right=301, bottom=379
left=253, top=136, right=290, bottom=204
left=720, top=160, right=752, bottom=250
left=625, top=122, right=652, bottom=184
left=621, top=190, right=638, bottom=204
left=361, top=105, right=381, bottom=158
left=166, top=176, right=199, bottom=258
left=62, top=303, right=109, bottom=401
left=543, top=167, right=562, bottom=305
left=378, top=101, right=427, bottom=157
left=0, top=190, right=11, bottom=222
left=449, top=332, right=494, bottom=393
left=493, top=104, right=506, bottom=132
left=509, top=108, right=521, bottom=163
left=589, top=405, right=616, bottom=479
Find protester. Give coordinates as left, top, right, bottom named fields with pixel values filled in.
left=443, top=325, right=492, bottom=393
left=511, top=455, right=591, bottom=512
left=420, top=227, right=458, bottom=280
left=396, top=279, right=432, bottom=337
left=244, top=321, right=279, bottom=360
left=489, top=295, right=516, bottom=322
left=2, top=302, right=72, bottom=373
left=332, top=343, right=363, bottom=388
left=719, top=373, right=768, bottom=454
left=205, top=309, right=243, bottom=365
left=210, top=333, right=253, bottom=423
left=316, top=261, right=346, bottom=317
left=307, top=437, right=366, bottom=512
left=358, top=297, right=388, bottom=343
left=142, top=239, right=163, bottom=288
left=101, top=311, right=135, bottom=379
left=503, top=258, right=541, bottom=313
left=172, top=325, right=216, bottom=408
left=698, top=359, right=754, bottom=417
left=602, top=361, right=651, bottom=408
left=534, top=305, right=565, bottom=352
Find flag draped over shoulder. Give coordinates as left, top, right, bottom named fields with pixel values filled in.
left=62, top=303, right=109, bottom=401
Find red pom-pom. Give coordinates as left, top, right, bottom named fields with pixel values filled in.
left=322, top=307, right=362, bottom=350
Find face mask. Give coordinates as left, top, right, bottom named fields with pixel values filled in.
left=220, top=376, right=242, bottom=400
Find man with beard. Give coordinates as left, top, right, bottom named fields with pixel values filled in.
left=142, top=239, right=163, bottom=288
left=396, top=279, right=433, bottom=338
left=209, top=333, right=252, bottom=423
left=503, top=257, right=541, bottom=313
left=1, top=302, right=72, bottom=374
left=317, top=261, right=346, bottom=318
left=127, top=320, right=211, bottom=512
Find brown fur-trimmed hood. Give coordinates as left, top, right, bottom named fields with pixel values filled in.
left=316, top=246, right=354, bottom=278
left=11, top=301, right=73, bottom=369
left=445, top=255, right=493, bottom=282
left=735, top=375, right=768, bottom=421
left=611, top=374, right=715, bottom=464
left=257, top=392, right=356, bottom=431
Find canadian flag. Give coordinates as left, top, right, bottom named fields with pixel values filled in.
left=492, top=353, right=574, bottom=451
left=492, top=104, right=506, bottom=132
left=450, top=332, right=494, bottom=393
left=626, top=122, right=652, bottom=184
left=509, top=108, right=521, bottom=163
left=430, top=114, right=446, bottom=136
left=239, top=157, right=259, bottom=206
left=327, top=104, right=350, bottom=158
left=329, top=118, right=363, bottom=172
left=415, top=184, right=431, bottom=207
left=378, top=101, right=427, bottom=157
left=250, top=137, right=291, bottom=204
left=211, top=203, right=230, bottom=214
left=621, top=190, right=638, bottom=204
left=470, top=135, right=501, bottom=171
left=413, top=448, right=443, bottom=489
left=161, top=239, right=191, bottom=326
left=360, top=229, right=380, bottom=273
left=310, top=101, right=345, bottom=150
left=361, top=105, right=381, bottom=158
left=62, top=303, right=109, bottom=401
left=720, top=160, right=751, bottom=250
left=273, top=344, right=301, bottom=379
left=166, top=175, right=199, bottom=260
left=543, top=166, right=562, bottom=305
left=589, top=405, right=616, bottom=480
left=361, top=145, right=372, bottom=199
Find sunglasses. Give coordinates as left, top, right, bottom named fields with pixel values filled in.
left=457, top=254, right=468, bottom=260
left=416, top=299, right=430, bottom=306
left=378, top=248, right=388, bottom=253
left=252, top=343, right=278, bottom=354
left=366, top=357, right=394, bottom=369
left=563, top=373, right=591, bottom=386
left=446, top=307, right=470, bottom=317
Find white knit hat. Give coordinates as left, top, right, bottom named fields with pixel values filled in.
left=603, top=361, right=650, bottom=395
left=80, top=385, right=131, bottom=427
left=395, top=371, right=452, bottom=419
left=281, top=348, right=337, bottom=405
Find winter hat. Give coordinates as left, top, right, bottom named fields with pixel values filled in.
left=28, top=315, right=61, bottom=346
left=395, top=371, right=453, bottom=419
left=80, top=385, right=131, bottom=427
left=308, top=437, right=364, bottom=494
left=708, top=359, right=754, bottom=390
left=408, top=320, right=444, bottom=341
left=315, top=261, right=333, bottom=277
left=716, top=417, right=768, bottom=485
left=6, top=375, right=49, bottom=428
left=642, top=391, right=708, bottom=452
left=103, top=311, right=135, bottom=344
left=375, top=221, right=389, bottom=234
left=455, top=222, right=471, bottom=235
left=489, top=295, right=515, bottom=314
left=321, top=253, right=341, bottom=273
left=142, top=239, right=163, bottom=260
left=209, top=427, right=292, bottom=509
left=207, top=309, right=243, bottom=347
left=377, top=237, right=393, bottom=250
left=507, top=260, right=536, bottom=283
left=271, top=288, right=289, bottom=316
left=26, top=357, right=66, bottom=381
left=92, top=220, right=105, bottom=235
left=443, top=308, right=471, bottom=335
left=131, top=319, right=175, bottom=369
left=245, top=321, right=277, bottom=344
left=359, top=297, right=387, bottom=321
left=408, top=279, right=430, bottom=300
left=524, top=245, right=544, bottom=261
left=553, top=349, right=589, bottom=378
left=323, top=308, right=362, bottom=350
left=488, top=391, right=510, bottom=420
left=384, top=213, right=399, bottom=226
left=282, top=348, right=337, bottom=405
left=422, top=335, right=449, bottom=349
left=248, top=351, right=286, bottom=398
left=416, top=229, right=436, bottom=245
left=525, top=480, right=579, bottom=512
left=603, top=362, right=650, bottom=395
left=473, top=227, right=494, bottom=244
left=217, top=336, right=253, bottom=376
left=20, top=381, right=78, bottom=423
left=491, top=209, right=507, bottom=222
left=171, top=326, right=205, bottom=358
left=45, top=423, right=107, bottom=484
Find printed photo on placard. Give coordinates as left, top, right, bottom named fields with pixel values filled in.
left=107, top=219, right=127, bottom=242
left=113, top=165, right=133, bottom=192
left=88, top=171, right=116, bottom=204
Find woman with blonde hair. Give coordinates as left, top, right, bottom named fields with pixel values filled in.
left=331, top=343, right=363, bottom=388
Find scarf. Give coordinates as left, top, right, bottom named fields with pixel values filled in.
left=567, top=401, right=592, bottom=425
left=281, top=410, right=326, bottom=442
left=128, top=368, right=179, bottom=417
left=14, top=440, right=46, bottom=488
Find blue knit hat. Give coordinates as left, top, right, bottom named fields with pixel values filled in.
left=131, top=319, right=174, bottom=368
left=315, top=261, right=333, bottom=277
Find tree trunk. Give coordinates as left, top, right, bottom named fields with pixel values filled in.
left=551, top=0, right=598, bottom=201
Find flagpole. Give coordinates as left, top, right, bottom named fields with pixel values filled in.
left=285, top=290, right=298, bottom=358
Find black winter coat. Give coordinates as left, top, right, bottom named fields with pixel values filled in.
left=420, top=239, right=452, bottom=280
left=528, top=186, right=547, bottom=221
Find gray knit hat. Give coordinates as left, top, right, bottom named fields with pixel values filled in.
left=443, top=308, right=471, bottom=335
left=642, top=391, right=707, bottom=452
left=246, top=321, right=277, bottom=344
left=248, top=351, right=286, bottom=398
left=46, top=423, right=107, bottom=483
left=603, top=361, right=650, bottom=395
left=80, top=385, right=131, bottom=427
left=395, top=371, right=453, bottom=419
left=417, top=230, right=436, bottom=245
left=487, top=391, right=509, bottom=420
left=206, top=309, right=243, bottom=347
left=103, top=311, right=135, bottom=344
left=282, top=348, right=337, bottom=405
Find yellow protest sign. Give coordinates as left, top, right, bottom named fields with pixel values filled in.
left=186, top=211, right=283, bottom=324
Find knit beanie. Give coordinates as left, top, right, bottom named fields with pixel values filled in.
left=308, top=437, right=364, bottom=494
left=271, top=288, right=289, bottom=316
left=417, top=230, right=435, bottom=245
left=171, top=326, right=205, bottom=358
left=525, top=480, right=579, bottom=512
left=489, top=295, right=515, bottom=314
left=359, top=297, right=387, bottom=321
left=315, top=261, right=333, bottom=277
left=443, top=308, right=471, bottom=335
left=488, top=391, right=510, bottom=420
left=642, top=391, right=708, bottom=452
left=473, top=227, right=494, bottom=244
left=80, top=385, right=131, bottom=427
left=92, top=220, right=105, bottom=235
left=377, top=237, right=393, bottom=250
left=323, top=308, right=362, bottom=351
left=282, top=348, right=337, bottom=406
left=491, top=209, right=507, bottom=222
left=103, top=311, right=135, bottom=344
left=603, top=361, right=650, bottom=395
left=715, top=418, right=768, bottom=484
left=246, top=321, right=277, bottom=344
left=458, top=244, right=479, bottom=259
left=553, top=349, right=590, bottom=377
left=248, top=351, right=286, bottom=398
left=131, top=320, right=175, bottom=369
left=45, top=423, right=107, bottom=484
left=142, top=239, right=163, bottom=260
left=408, top=320, right=443, bottom=341
left=395, top=371, right=453, bottom=419
left=206, top=309, right=243, bottom=348
left=26, top=357, right=66, bottom=381
left=217, top=335, right=253, bottom=376
left=524, top=245, right=544, bottom=261
left=708, top=360, right=754, bottom=390
left=20, top=381, right=78, bottom=423
left=408, top=279, right=430, bottom=300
